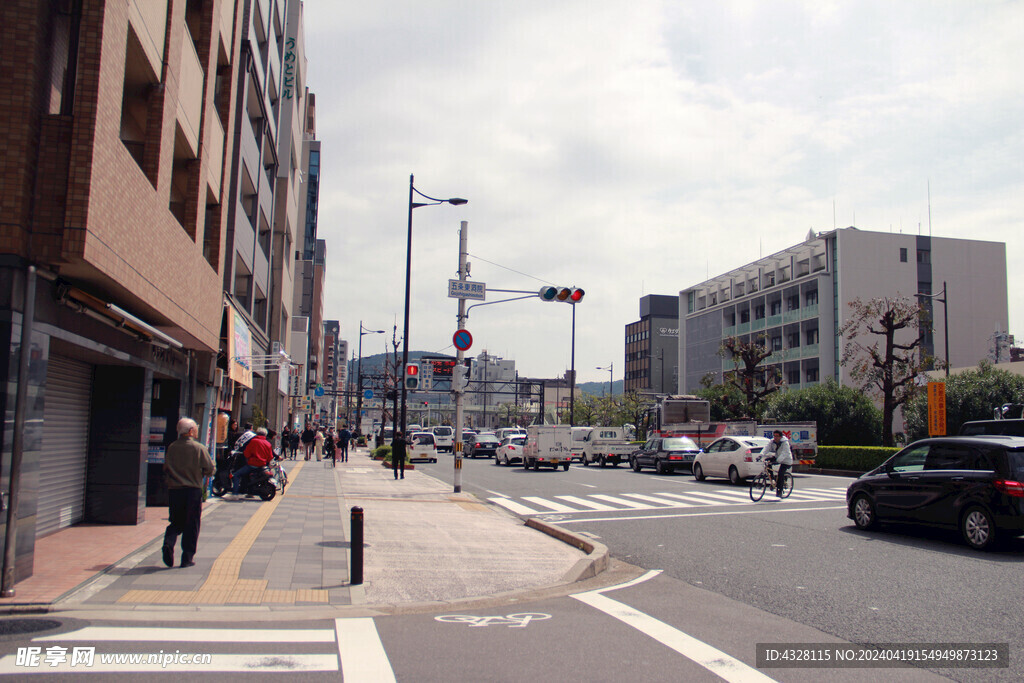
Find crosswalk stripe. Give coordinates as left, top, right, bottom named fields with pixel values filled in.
left=555, top=495, right=619, bottom=511
left=488, top=497, right=542, bottom=515
left=0, top=653, right=337, bottom=673
left=36, top=627, right=335, bottom=642
left=620, top=493, right=696, bottom=507
left=669, top=489, right=751, bottom=503
left=590, top=494, right=655, bottom=509
left=654, top=492, right=737, bottom=506
left=523, top=496, right=580, bottom=513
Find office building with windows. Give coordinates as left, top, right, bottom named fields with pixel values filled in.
left=624, top=295, right=679, bottom=394
left=678, top=228, right=1008, bottom=394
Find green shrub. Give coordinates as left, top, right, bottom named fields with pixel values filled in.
left=815, top=446, right=898, bottom=472
left=372, top=445, right=391, bottom=460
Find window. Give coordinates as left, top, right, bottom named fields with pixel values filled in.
left=917, top=250, right=931, bottom=264
left=770, top=336, right=782, bottom=351
left=889, top=446, right=928, bottom=472
left=806, top=367, right=819, bottom=382
left=754, top=305, right=765, bottom=320
left=788, top=370, right=800, bottom=385
left=900, top=248, right=908, bottom=263
left=925, top=444, right=971, bottom=470
left=787, top=295, right=800, bottom=311
left=787, top=333, right=800, bottom=348
left=770, top=300, right=782, bottom=316
left=806, top=328, right=819, bottom=345
left=805, top=290, right=818, bottom=306
left=740, top=310, right=750, bottom=324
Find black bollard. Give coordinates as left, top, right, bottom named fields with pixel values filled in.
left=350, top=506, right=363, bottom=585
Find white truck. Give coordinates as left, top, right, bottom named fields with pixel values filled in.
left=523, top=425, right=573, bottom=471
left=579, top=427, right=634, bottom=467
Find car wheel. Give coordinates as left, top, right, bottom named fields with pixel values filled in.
left=600, top=456, right=607, bottom=467
left=961, top=506, right=998, bottom=550
left=563, top=462, right=570, bottom=471
left=728, top=466, right=741, bottom=485
left=655, top=459, right=667, bottom=475
left=693, top=463, right=705, bottom=481
left=582, top=456, right=589, bottom=467
left=630, top=457, right=642, bottom=472
left=851, top=494, right=877, bottom=530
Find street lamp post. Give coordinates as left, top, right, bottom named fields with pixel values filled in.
left=355, top=322, right=385, bottom=435
left=917, top=281, right=950, bottom=377
left=597, top=363, right=613, bottom=397
left=401, top=175, right=467, bottom=435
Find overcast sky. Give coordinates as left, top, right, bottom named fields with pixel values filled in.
left=303, top=0, right=1023, bottom=383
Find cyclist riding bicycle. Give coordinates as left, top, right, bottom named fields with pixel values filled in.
left=760, top=430, right=792, bottom=498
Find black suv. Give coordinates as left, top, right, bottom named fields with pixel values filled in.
left=846, top=436, right=1024, bottom=550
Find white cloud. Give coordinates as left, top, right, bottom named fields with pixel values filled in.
left=305, top=0, right=1024, bottom=382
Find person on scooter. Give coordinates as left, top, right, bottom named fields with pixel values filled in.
left=227, top=427, right=273, bottom=499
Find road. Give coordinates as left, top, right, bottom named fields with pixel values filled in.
left=2, top=455, right=1019, bottom=681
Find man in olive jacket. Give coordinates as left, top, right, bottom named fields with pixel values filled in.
left=162, top=417, right=215, bottom=568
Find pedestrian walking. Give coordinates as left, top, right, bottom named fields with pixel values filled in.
left=324, top=430, right=336, bottom=463
left=338, top=426, right=351, bottom=462
left=288, top=427, right=300, bottom=459
left=162, top=417, right=215, bottom=568
left=314, top=428, right=324, bottom=462
left=301, top=423, right=315, bottom=461
left=391, top=430, right=407, bottom=480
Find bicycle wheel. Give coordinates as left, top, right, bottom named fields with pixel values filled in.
left=749, top=474, right=767, bottom=501
left=779, top=471, right=793, bottom=498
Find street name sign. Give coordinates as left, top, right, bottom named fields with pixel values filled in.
left=448, top=279, right=486, bottom=300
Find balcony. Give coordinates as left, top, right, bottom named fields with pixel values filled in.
left=736, top=322, right=751, bottom=335
left=723, top=325, right=736, bottom=338
left=751, top=318, right=766, bottom=331
left=802, top=303, right=819, bottom=319
left=782, top=308, right=802, bottom=324
left=176, top=29, right=204, bottom=156
left=802, top=343, right=820, bottom=358
left=767, top=314, right=783, bottom=327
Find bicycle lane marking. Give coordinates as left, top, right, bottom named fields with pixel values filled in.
left=572, top=571, right=777, bottom=683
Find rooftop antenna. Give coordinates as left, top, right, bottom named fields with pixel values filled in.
left=928, top=180, right=933, bottom=237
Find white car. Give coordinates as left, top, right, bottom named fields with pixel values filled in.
left=430, top=425, right=454, bottom=452
left=494, top=435, right=528, bottom=466
left=408, top=431, right=438, bottom=463
left=692, top=436, right=771, bottom=484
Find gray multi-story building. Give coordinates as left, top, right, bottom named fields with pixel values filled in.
left=624, top=295, right=679, bottom=394
left=678, top=227, right=1008, bottom=394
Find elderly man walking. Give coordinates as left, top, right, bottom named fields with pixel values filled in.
left=162, top=417, right=215, bottom=568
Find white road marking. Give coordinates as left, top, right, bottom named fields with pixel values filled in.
left=0, top=653, right=337, bottom=673
left=488, top=497, right=542, bottom=515
left=654, top=491, right=740, bottom=505
left=36, top=627, right=335, bottom=642
left=620, top=493, right=696, bottom=507
left=590, top=494, right=654, bottom=509
left=573, top=572, right=776, bottom=683
left=555, top=495, right=618, bottom=511
left=522, top=496, right=580, bottom=513
left=671, top=489, right=754, bottom=502
left=553, top=505, right=847, bottom=524
left=336, top=618, right=396, bottom=683
left=485, top=489, right=509, bottom=497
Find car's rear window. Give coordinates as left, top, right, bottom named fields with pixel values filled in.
left=433, top=427, right=453, bottom=436
left=664, top=437, right=698, bottom=450
left=1007, top=450, right=1024, bottom=480
left=477, top=436, right=499, bottom=444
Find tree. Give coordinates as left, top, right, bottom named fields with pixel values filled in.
left=694, top=382, right=752, bottom=421
left=720, top=334, right=781, bottom=416
left=761, top=379, right=882, bottom=446
left=840, top=296, right=934, bottom=446
left=902, top=361, right=1024, bottom=441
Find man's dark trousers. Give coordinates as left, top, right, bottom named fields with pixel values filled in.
left=392, top=455, right=404, bottom=479
left=164, top=487, right=203, bottom=564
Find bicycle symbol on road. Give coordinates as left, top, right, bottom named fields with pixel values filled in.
left=434, top=612, right=552, bottom=628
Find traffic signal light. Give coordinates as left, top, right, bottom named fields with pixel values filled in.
left=538, top=286, right=584, bottom=304
left=404, top=363, right=420, bottom=390
left=452, top=364, right=469, bottom=393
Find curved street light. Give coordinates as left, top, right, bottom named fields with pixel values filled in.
left=597, top=363, right=614, bottom=397
left=355, top=322, right=386, bottom=432
left=401, top=175, right=467, bottom=432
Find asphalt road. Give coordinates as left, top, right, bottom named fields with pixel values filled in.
left=423, top=455, right=1024, bottom=682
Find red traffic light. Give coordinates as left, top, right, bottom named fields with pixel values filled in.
left=405, top=363, right=419, bottom=376
left=569, top=288, right=585, bottom=303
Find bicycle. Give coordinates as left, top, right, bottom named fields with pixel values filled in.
left=749, top=455, right=793, bottom=501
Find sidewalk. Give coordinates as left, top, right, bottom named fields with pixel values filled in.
left=0, top=447, right=604, bottom=614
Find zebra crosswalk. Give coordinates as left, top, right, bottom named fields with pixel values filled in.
left=488, top=486, right=848, bottom=516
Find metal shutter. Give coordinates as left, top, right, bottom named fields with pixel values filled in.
left=37, top=355, right=93, bottom=537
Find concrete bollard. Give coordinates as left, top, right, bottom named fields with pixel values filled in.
left=350, top=506, right=363, bottom=585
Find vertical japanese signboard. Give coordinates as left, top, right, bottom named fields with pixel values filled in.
left=927, top=381, right=946, bottom=437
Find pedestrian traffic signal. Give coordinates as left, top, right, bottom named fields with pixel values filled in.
left=405, top=363, right=420, bottom=390
left=452, top=364, right=469, bottom=393
left=538, top=286, right=584, bottom=304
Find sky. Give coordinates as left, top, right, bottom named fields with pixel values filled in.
left=303, top=0, right=1023, bottom=384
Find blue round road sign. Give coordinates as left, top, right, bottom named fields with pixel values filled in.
left=363, top=389, right=374, bottom=400
left=453, top=329, right=473, bottom=351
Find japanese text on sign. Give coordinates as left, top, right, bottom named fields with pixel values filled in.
left=448, top=279, right=486, bottom=300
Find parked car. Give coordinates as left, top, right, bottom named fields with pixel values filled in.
left=466, top=433, right=500, bottom=458
left=495, top=435, right=528, bottom=466
left=693, top=436, right=771, bottom=484
left=629, top=436, right=701, bottom=474
left=846, top=436, right=1024, bottom=550
left=959, top=419, right=1024, bottom=437
left=408, top=431, right=438, bottom=463
left=431, top=425, right=454, bottom=452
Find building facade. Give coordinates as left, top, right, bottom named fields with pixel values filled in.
left=0, top=0, right=242, bottom=579
left=678, top=228, right=1009, bottom=395
left=624, top=295, right=679, bottom=394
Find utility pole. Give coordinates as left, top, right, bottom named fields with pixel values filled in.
left=453, top=221, right=468, bottom=493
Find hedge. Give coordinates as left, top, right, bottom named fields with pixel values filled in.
left=815, top=446, right=898, bottom=473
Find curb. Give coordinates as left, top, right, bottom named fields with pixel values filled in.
left=524, top=518, right=610, bottom=582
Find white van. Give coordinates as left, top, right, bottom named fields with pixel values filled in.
left=495, top=427, right=526, bottom=442
left=430, top=425, right=454, bottom=452
left=408, top=432, right=438, bottom=463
